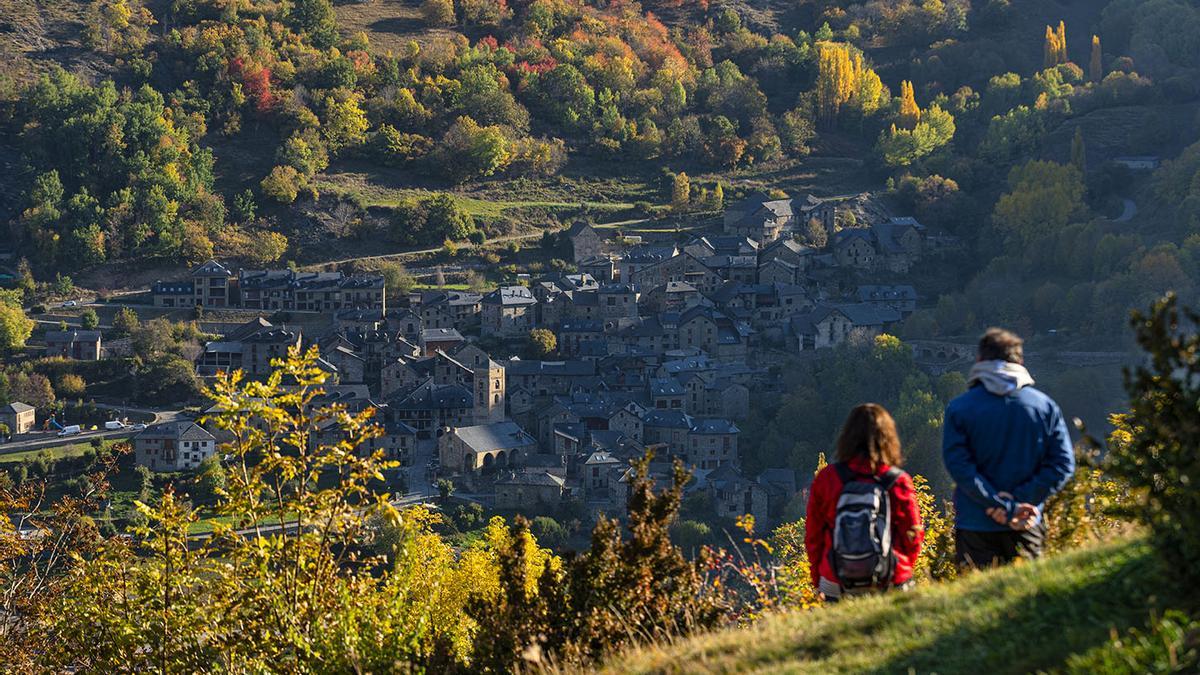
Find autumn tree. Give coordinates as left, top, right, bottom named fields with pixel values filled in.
left=246, top=231, right=290, bottom=266
left=436, top=116, right=511, bottom=182
left=421, top=0, right=454, bottom=26
left=875, top=105, right=956, bottom=167
left=322, top=92, right=370, bottom=153
left=0, top=305, right=34, bottom=353
left=261, top=166, right=303, bottom=204
left=1057, top=21, right=1068, bottom=63
left=1089, top=35, right=1103, bottom=82
left=528, top=328, right=557, bottom=358
left=112, top=307, right=139, bottom=336
left=993, top=160, right=1085, bottom=246
left=816, top=42, right=856, bottom=123
left=82, top=0, right=156, bottom=56
left=898, top=80, right=921, bottom=129
left=671, top=172, right=691, bottom=209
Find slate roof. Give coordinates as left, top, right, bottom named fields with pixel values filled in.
left=45, top=330, right=101, bottom=344
left=1, top=402, right=34, bottom=413
left=482, top=286, right=538, bottom=306
left=191, top=260, right=233, bottom=277
left=152, top=280, right=194, bottom=295
left=496, top=470, right=566, bottom=488
left=641, top=410, right=694, bottom=429
left=504, top=359, right=597, bottom=377
left=856, top=284, right=918, bottom=303
left=135, top=421, right=214, bottom=443
left=690, top=418, right=739, bottom=435
left=453, top=421, right=537, bottom=453
left=421, top=328, right=464, bottom=343
left=650, top=377, right=685, bottom=397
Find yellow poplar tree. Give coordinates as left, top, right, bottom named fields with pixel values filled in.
left=898, top=80, right=921, bottom=129
left=816, top=42, right=857, bottom=123
left=1090, top=35, right=1103, bottom=82
left=1044, top=26, right=1058, bottom=68
left=1057, top=21, right=1068, bottom=63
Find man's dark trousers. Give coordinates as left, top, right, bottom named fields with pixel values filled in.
left=954, top=522, right=1045, bottom=569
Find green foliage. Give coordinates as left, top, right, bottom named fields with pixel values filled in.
left=744, top=336, right=955, bottom=496
left=111, top=307, right=139, bottom=337
left=0, top=305, right=34, bottom=352
left=79, top=308, right=99, bottom=330
left=421, top=0, right=455, bottom=26
left=472, top=453, right=725, bottom=669
left=15, top=69, right=215, bottom=270
left=1063, top=610, right=1200, bottom=673
left=527, top=328, right=557, bottom=358
left=389, top=194, right=475, bottom=246
left=1111, top=294, right=1200, bottom=590
left=979, top=105, right=1045, bottom=164
left=875, top=105, right=956, bottom=167
left=993, top=160, right=1085, bottom=247
left=437, top=116, right=512, bottom=182
left=286, top=0, right=338, bottom=49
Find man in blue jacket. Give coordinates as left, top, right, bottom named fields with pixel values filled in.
left=942, top=328, right=1075, bottom=568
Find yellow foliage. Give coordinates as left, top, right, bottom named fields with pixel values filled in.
left=898, top=80, right=921, bottom=129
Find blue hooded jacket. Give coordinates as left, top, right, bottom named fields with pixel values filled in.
left=942, top=382, right=1075, bottom=532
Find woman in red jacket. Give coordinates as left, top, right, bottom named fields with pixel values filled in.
left=805, top=403, right=924, bottom=601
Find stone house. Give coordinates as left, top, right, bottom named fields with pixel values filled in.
left=702, top=464, right=769, bottom=523
left=686, top=418, right=739, bottom=470
left=790, top=304, right=901, bottom=351
left=495, top=470, right=567, bottom=510
left=44, top=330, right=102, bottom=361
left=630, top=252, right=724, bottom=295
left=567, top=222, right=604, bottom=263
left=439, top=421, right=538, bottom=473
left=0, top=402, right=35, bottom=435
left=597, top=283, right=638, bottom=319
left=723, top=191, right=794, bottom=243
left=482, top=286, right=538, bottom=338
left=134, top=421, right=216, bottom=472
left=856, top=284, right=918, bottom=315
left=832, top=229, right=877, bottom=269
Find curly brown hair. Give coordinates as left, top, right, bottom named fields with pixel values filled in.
left=834, top=403, right=903, bottom=469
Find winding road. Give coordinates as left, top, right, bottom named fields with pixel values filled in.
left=1114, top=198, right=1137, bottom=223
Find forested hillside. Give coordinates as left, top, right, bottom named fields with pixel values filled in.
left=1, top=0, right=1198, bottom=338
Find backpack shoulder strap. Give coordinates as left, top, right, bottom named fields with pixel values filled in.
left=833, top=461, right=858, bottom=486
left=878, top=467, right=905, bottom=490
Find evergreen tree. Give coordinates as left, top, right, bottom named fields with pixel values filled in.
left=1090, top=35, right=1103, bottom=83
left=1071, top=127, right=1086, bottom=174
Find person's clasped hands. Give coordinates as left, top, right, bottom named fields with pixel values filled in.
left=985, top=491, right=1039, bottom=531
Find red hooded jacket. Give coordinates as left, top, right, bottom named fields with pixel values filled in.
left=804, top=456, right=924, bottom=588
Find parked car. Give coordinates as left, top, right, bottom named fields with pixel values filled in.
left=57, top=425, right=81, bottom=437
left=131, top=423, right=147, bottom=431
left=104, top=421, right=126, bottom=430
left=61, top=300, right=78, bottom=308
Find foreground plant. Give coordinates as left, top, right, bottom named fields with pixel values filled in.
left=27, top=347, right=544, bottom=671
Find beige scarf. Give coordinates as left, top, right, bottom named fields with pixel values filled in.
left=968, top=360, right=1034, bottom=396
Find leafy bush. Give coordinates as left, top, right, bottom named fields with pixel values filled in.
left=1110, top=294, right=1200, bottom=588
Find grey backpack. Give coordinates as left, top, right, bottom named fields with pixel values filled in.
left=830, top=463, right=903, bottom=590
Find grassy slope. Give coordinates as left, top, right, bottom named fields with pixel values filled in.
left=596, top=537, right=1163, bottom=674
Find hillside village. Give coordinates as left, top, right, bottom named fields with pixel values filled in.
left=6, top=190, right=955, bottom=528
